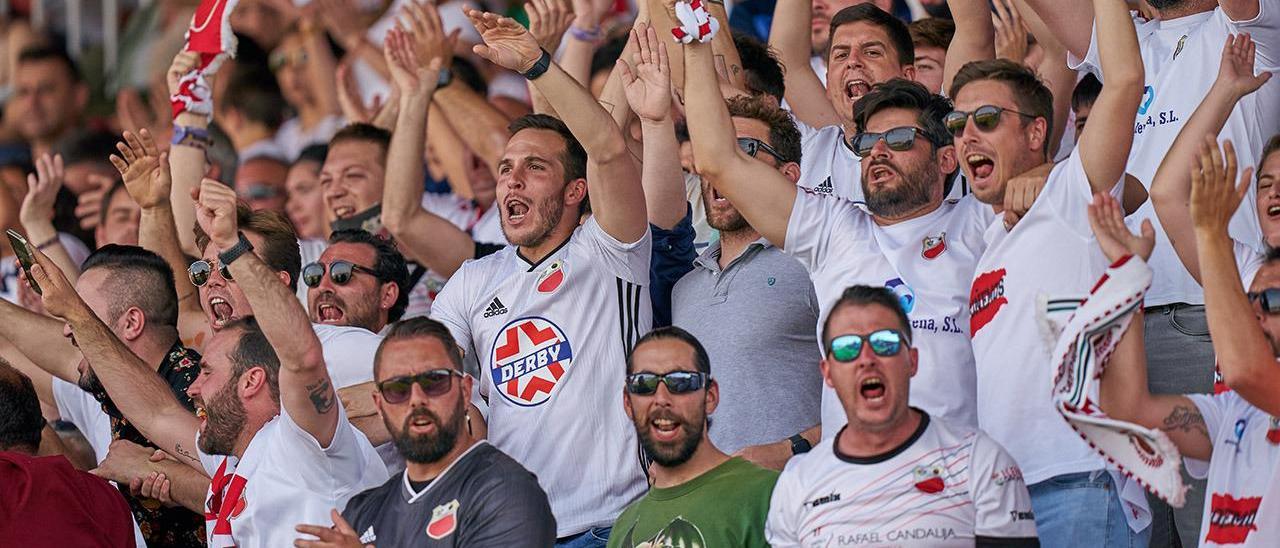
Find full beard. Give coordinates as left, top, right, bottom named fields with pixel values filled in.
left=635, top=409, right=704, bottom=468
left=502, top=193, right=566, bottom=249
left=1144, top=0, right=1187, bottom=9
left=77, top=364, right=103, bottom=394
left=198, top=379, right=249, bottom=456
left=702, top=189, right=750, bottom=233
left=863, top=160, right=936, bottom=219
left=387, top=404, right=464, bottom=464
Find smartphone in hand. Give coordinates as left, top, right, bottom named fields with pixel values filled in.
left=6, top=229, right=42, bottom=295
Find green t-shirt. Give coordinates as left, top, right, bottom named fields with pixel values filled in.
left=608, top=457, right=779, bottom=548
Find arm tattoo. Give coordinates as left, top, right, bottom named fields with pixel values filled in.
left=1161, top=405, right=1209, bottom=439
left=307, top=378, right=335, bottom=414
left=173, top=443, right=199, bottom=465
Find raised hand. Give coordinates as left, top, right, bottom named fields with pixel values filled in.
left=383, top=25, right=443, bottom=97
left=314, top=0, right=367, bottom=50
left=20, top=153, right=64, bottom=228
left=527, top=0, right=575, bottom=53
left=1088, top=192, right=1155, bottom=263
left=28, top=245, right=86, bottom=321
left=466, top=8, right=544, bottom=73
left=166, top=51, right=202, bottom=98
left=109, top=129, right=172, bottom=210
left=993, top=0, right=1029, bottom=65
left=620, top=23, right=673, bottom=123
left=1190, top=137, right=1252, bottom=236
left=191, top=179, right=241, bottom=250
left=294, top=509, right=367, bottom=548
left=1215, top=33, right=1273, bottom=100
left=402, top=1, right=459, bottom=69
left=335, top=61, right=380, bottom=124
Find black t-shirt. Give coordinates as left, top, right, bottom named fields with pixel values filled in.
left=342, top=441, right=556, bottom=546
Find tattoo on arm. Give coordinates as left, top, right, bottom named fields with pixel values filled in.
left=307, top=378, right=335, bottom=414
left=1161, top=405, right=1209, bottom=439
left=173, top=443, right=198, bottom=465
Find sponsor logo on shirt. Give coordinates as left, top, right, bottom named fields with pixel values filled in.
left=536, top=260, right=566, bottom=294
left=1206, top=493, right=1261, bottom=544
left=805, top=492, right=842, bottom=508
left=885, top=278, right=915, bottom=314
left=831, top=528, right=960, bottom=545
left=490, top=317, right=574, bottom=406
left=921, top=232, right=947, bottom=260
left=359, top=526, right=376, bottom=544
left=1267, top=417, right=1280, bottom=445
left=1133, top=87, right=1181, bottom=135
left=815, top=177, right=834, bottom=195
left=483, top=297, right=508, bottom=318
left=913, top=464, right=946, bottom=494
left=426, top=499, right=460, bottom=540
left=969, top=268, right=1008, bottom=336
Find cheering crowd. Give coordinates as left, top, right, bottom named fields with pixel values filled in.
left=1, top=0, right=1279, bottom=545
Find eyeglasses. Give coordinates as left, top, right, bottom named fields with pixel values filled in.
left=737, top=137, right=786, bottom=162
left=850, top=126, right=937, bottom=157
left=188, top=259, right=232, bottom=287
left=828, top=329, right=910, bottom=361
left=302, top=260, right=380, bottom=288
left=377, top=369, right=465, bottom=403
left=1249, top=288, right=1280, bottom=314
left=624, top=371, right=710, bottom=395
left=943, top=105, right=1037, bottom=137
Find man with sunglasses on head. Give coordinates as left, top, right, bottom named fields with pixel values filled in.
left=609, top=326, right=778, bottom=547
left=766, top=285, right=1038, bottom=546
left=954, top=0, right=1150, bottom=542
left=296, top=317, right=555, bottom=547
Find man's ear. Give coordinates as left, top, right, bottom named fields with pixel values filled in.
left=276, top=270, right=292, bottom=288
left=119, top=307, right=148, bottom=342
left=1027, top=117, right=1049, bottom=155
left=901, top=64, right=918, bottom=82
left=565, top=178, right=588, bottom=209
left=780, top=162, right=802, bottom=184
left=704, top=378, right=719, bottom=415
left=240, top=366, right=269, bottom=399
left=380, top=281, right=399, bottom=313
left=623, top=390, right=634, bottom=421
left=937, top=145, right=959, bottom=179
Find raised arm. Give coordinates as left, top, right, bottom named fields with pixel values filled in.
left=19, top=154, right=79, bottom=284
left=432, top=74, right=513, bottom=181
left=769, top=0, right=843, bottom=129
left=1076, top=0, right=1142, bottom=194
left=1150, top=34, right=1272, bottom=283
left=1089, top=194, right=1213, bottom=461
left=469, top=9, right=648, bottom=243
left=0, top=297, right=81, bottom=384
left=29, top=248, right=202, bottom=470
left=1014, top=0, right=1075, bottom=158
left=1021, top=0, right=1095, bottom=60
left=193, top=180, right=340, bottom=446
left=683, top=27, right=797, bottom=246
left=167, top=51, right=212, bottom=257
left=621, top=24, right=687, bottom=230
left=944, top=0, right=996, bottom=94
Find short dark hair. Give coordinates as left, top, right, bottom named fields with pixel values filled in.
left=908, top=17, right=955, bottom=52
left=223, top=317, right=281, bottom=402
left=329, top=123, right=392, bottom=165
left=591, top=33, right=629, bottom=80
left=822, top=285, right=912, bottom=346
left=627, top=326, right=712, bottom=375
left=726, top=95, right=803, bottom=164
left=82, top=245, right=180, bottom=327
left=374, top=317, right=464, bottom=379
left=853, top=78, right=954, bottom=147
left=222, top=73, right=287, bottom=131
left=54, top=131, right=117, bottom=167
left=950, top=59, right=1055, bottom=159
left=508, top=114, right=588, bottom=185
left=1071, top=73, right=1103, bottom=112
left=451, top=56, right=488, bottom=96
left=294, top=144, right=328, bottom=167
left=829, top=4, right=914, bottom=66
left=195, top=203, right=302, bottom=291
left=733, top=31, right=785, bottom=102
left=17, top=45, right=82, bottom=84
left=328, top=229, right=410, bottom=322
left=0, top=359, right=44, bottom=453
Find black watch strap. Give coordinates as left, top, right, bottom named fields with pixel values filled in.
left=522, top=49, right=553, bottom=80
left=218, top=232, right=255, bottom=267
left=789, top=433, right=812, bottom=455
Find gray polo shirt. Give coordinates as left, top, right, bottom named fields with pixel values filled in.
left=672, top=238, right=822, bottom=454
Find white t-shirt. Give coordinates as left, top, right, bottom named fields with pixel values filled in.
left=52, top=377, right=113, bottom=462
left=1237, top=240, right=1266, bottom=288
left=401, top=193, right=506, bottom=319
left=1070, top=6, right=1280, bottom=306
left=274, top=115, right=345, bottom=163
left=795, top=120, right=863, bottom=202
left=313, top=323, right=382, bottom=389
left=296, top=238, right=327, bottom=306
left=968, top=150, right=1121, bottom=483
left=197, top=404, right=388, bottom=548
left=785, top=191, right=993, bottom=435
left=765, top=413, right=1038, bottom=546
left=1186, top=390, right=1280, bottom=547
left=431, top=216, right=650, bottom=537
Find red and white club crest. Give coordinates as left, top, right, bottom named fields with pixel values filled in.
left=490, top=317, right=575, bottom=406
left=537, top=260, right=566, bottom=293
left=1267, top=416, right=1280, bottom=445
left=922, top=232, right=947, bottom=260
left=913, top=464, right=946, bottom=494
left=426, top=499, right=460, bottom=540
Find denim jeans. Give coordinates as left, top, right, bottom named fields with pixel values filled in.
left=1028, top=470, right=1152, bottom=548
left=556, top=527, right=611, bottom=548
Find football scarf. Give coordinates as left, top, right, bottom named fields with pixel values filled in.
left=171, top=0, right=240, bottom=120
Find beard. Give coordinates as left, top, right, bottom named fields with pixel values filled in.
left=502, top=192, right=566, bottom=248
left=862, top=158, right=936, bottom=218
left=635, top=408, right=705, bottom=468
left=386, top=403, right=464, bottom=464
left=77, top=363, right=103, bottom=393
left=702, top=187, right=750, bottom=233
left=312, top=292, right=379, bottom=332
left=198, top=378, right=249, bottom=456
left=1144, top=0, right=1187, bottom=9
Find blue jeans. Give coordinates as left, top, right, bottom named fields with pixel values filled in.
left=1028, top=470, right=1151, bottom=548
left=556, top=527, right=611, bottom=548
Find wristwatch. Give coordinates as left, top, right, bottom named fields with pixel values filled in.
left=522, top=49, right=553, bottom=81
left=437, top=67, right=453, bottom=89
left=218, top=232, right=255, bottom=268
left=789, top=433, right=812, bottom=455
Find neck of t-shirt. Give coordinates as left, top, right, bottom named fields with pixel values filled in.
left=835, top=408, right=928, bottom=463
left=717, top=228, right=764, bottom=268
left=650, top=438, right=730, bottom=490
left=1156, top=1, right=1216, bottom=21
left=405, top=437, right=479, bottom=483
left=871, top=197, right=945, bottom=227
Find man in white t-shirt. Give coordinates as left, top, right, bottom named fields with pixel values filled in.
left=765, top=285, right=1038, bottom=546
left=429, top=11, right=652, bottom=545
left=954, top=0, right=1148, bottom=540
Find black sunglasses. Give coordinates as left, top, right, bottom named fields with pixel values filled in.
left=943, top=105, right=1037, bottom=137
left=302, top=260, right=380, bottom=288
left=377, top=369, right=465, bottom=404
left=625, top=371, right=710, bottom=395
left=1249, top=288, right=1280, bottom=314
left=188, top=259, right=232, bottom=287
left=829, top=329, right=910, bottom=361
left=850, top=126, right=937, bottom=157
left=737, top=137, right=786, bottom=162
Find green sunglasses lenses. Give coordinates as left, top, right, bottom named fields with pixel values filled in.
left=830, top=330, right=905, bottom=361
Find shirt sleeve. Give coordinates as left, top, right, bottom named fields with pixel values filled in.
left=783, top=190, right=868, bottom=270
left=457, top=458, right=557, bottom=547
left=317, top=326, right=382, bottom=389
left=764, top=462, right=803, bottom=546
left=648, top=209, right=698, bottom=328
left=1236, top=239, right=1266, bottom=287
left=1184, top=392, right=1233, bottom=476
left=968, top=432, right=1039, bottom=539
left=1226, top=2, right=1280, bottom=69
left=581, top=216, right=653, bottom=285
left=276, top=402, right=387, bottom=493
left=1040, top=150, right=1112, bottom=239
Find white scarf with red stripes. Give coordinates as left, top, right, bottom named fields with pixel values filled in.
left=171, top=0, right=239, bottom=120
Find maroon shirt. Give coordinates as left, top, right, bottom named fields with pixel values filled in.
left=0, top=451, right=135, bottom=547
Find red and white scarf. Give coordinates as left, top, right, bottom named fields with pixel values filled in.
left=670, top=0, right=720, bottom=44
left=204, top=456, right=247, bottom=548
left=171, top=0, right=240, bottom=120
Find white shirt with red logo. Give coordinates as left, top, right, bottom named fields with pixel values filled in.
left=765, top=413, right=1037, bottom=546
left=785, top=191, right=993, bottom=436
left=1186, top=390, right=1280, bottom=546
left=431, top=216, right=650, bottom=537
left=968, top=150, right=1123, bottom=484
left=196, top=404, right=389, bottom=548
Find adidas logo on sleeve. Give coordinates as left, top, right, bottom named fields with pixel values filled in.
left=483, top=297, right=508, bottom=318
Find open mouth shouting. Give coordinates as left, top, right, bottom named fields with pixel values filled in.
left=859, top=376, right=886, bottom=401
left=207, top=295, right=236, bottom=330
left=313, top=294, right=347, bottom=324
left=844, top=79, right=871, bottom=102
left=405, top=410, right=438, bottom=436
left=964, top=151, right=997, bottom=188
left=867, top=163, right=898, bottom=187
left=504, top=197, right=531, bottom=225
left=649, top=414, right=685, bottom=444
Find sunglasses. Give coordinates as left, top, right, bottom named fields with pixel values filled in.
left=269, top=50, right=308, bottom=71
left=1249, top=288, right=1280, bottom=314
left=737, top=137, right=786, bottom=162
left=377, top=369, right=465, bottom=404
left=188, top=259, right=232, bottom=287
left=850, top=126, right=937, bottom=157
left=829, top=329, right=910, bottom=361
left=943, top=105, right=1037, bottom=137
left=625, top=371, right=710, bottom=395
left=302, top=260, right=379, bottom=288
